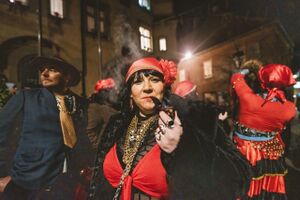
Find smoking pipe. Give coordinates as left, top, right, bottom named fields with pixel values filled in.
left=150, top=97, right=175, bottom=126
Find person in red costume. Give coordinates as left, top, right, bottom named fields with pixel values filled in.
left=173, top=80, right=197, bottom=99
left=87, top=58, right=252, bottom=200
left=87, top=57, right=182, bottom=200
left=230, top=60, right=296, bottom=199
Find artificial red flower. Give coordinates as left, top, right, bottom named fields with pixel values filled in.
left=159, top=59, right=177, bottom=85
left=94, top=78, right=115, bottom=93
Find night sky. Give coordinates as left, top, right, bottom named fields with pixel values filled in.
left=173, top=0, right=300, bottom=43
left=173, top=0, right=300, bottom=69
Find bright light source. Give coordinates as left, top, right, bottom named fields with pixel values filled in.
left=293, top=74, right=298, bottom=79
left=183, top=51, right=192, bottom=60
left=294, top=81, right=300, bottom=89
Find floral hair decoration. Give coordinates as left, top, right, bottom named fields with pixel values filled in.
left=94, top=78, right=115, bottom=93
left=125, top=57, right=177, bottom=85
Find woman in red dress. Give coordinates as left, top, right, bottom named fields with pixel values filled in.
left=231, top=61, right=296, bottom=199
left=88, top=57, right=251, bottom=200
left=88, top=57, right=182, bottom=200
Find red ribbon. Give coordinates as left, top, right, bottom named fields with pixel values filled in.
left=262, top=88, right=286, bottom=106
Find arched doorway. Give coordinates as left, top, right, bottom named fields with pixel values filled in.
left=17, top=54, right=40, bottom=88
left=0, top=36, right=61, bottom=88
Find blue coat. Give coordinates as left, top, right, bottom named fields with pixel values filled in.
left=0, top=88, right=88, bottom=190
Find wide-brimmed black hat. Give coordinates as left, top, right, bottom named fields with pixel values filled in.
left=30, top=56, right=80, bottom=86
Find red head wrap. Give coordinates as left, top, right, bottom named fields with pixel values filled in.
left=125, top=57, right=177, bottom=85
left=258, top=64, right=296, bottom=104
left=174, top=80, right=197, bottom=98
left=94, top=78, right=115, bottom=93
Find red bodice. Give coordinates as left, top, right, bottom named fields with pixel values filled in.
left=103, top=144, right=168, bottom=200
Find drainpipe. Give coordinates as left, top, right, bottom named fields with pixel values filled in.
left=37, top=0, right=43, bottom=56
left=96, top=0, right=103, bottom=78
left=80, top=0, right=87, bottom=97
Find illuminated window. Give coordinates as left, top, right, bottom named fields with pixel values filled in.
left=179, top=69, right=186, bottom=81
left=139, top=26, right=152, bottom=52
left=138, top=0, right=151, bottom=11
left=50, top=0, right=64, bottom=19
left=203, top=59, right=213, bottom=79
left=159, top=37, right=167, bottom=51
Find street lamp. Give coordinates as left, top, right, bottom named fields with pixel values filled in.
left=183, top=51, right=192, bottom=60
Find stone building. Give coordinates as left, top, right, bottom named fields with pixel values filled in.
left=176, top=21, right=294, bottom=105
left=0, top=0, right=176, bottom=96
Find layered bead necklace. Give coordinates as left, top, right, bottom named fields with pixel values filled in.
left=113, top=114, right=158, bottom=200
left=122, top=114, right=158, bottom=165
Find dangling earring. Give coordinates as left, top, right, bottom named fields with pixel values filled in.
left=130, top=97, right=134, bottom=111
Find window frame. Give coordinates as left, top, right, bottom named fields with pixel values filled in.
left=139, top=26, right=153, bottom=52
left=49, top=0, right=64, bottom=19
left=179, top=69, right=186, bottom=81
left=158, top=37, right=167, bottom=52
left=85, top=2, right=109, bottom=39
left=203, top=59, right=213, bottom=79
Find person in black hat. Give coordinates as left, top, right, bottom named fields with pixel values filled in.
left=0, top=56, right=90, bottom=199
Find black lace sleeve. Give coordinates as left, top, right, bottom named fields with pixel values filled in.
left=87, top=113, right=126, bottom=200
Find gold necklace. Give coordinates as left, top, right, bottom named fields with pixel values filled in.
left=122, top=114, right=158, bottom=165
left=113, top=114, right=158, bottom=200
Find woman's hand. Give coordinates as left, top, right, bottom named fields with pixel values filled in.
left=155, top=111, right=183, bottom=153
left=0, top=176, right=11, bottom=192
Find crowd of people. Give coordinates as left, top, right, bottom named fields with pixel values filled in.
left=0, top=55, right=297, bottom=200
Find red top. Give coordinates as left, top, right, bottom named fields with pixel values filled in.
left=103, top=144, right=168, bottom=200
left=231, top=73, right=296, bottom=132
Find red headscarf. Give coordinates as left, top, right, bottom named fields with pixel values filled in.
left=125, top=57, right=177, bottom=85
left=94, top=78, right=115, bottom=93
left=174, top=80, right=197, bottom=98
left=258, top=64, right=296, bottom=104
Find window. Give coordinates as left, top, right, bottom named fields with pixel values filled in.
left=87, top=6, right=95, bottom=32
left=138, top=0, right=151, bottom=11
left=99, top=10, right=106, bottom=34
left=50, top=0, right=64, bottom=19
left=9, top=0, right=28, bottom=5
left=179, top=69, right=186, bottom=81
left=159, top=37, right=167, bottom=51
left=86, top=4, right=108, bottom=38
left=203, top=59, right=213, bottom=79
left=139, top=26, right=152, bottom=52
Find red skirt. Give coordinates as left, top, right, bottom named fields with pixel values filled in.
left=233, top=135, right=287, bottom=199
